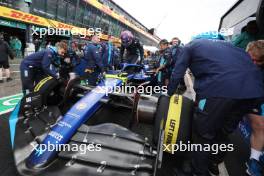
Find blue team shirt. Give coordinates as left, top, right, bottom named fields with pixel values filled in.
left=101, top=42, right=115, bottom=67
left=21, top=49, right=59, bottom=78
left=84, top=43, right=103, bottom=70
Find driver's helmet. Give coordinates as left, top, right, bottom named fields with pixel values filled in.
left=192, top=31, right=225, bottom=41
left=120, top=30, right=134, bottom=47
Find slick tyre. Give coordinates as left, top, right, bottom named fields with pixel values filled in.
left=153, top=95, right=194, bottom=154
left=34, top=76, right=63, bottom=106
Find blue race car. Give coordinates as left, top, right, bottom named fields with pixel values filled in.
left=9, top=64, right=194, bottom=176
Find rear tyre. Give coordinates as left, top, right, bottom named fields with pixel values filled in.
left=33, top=77, right=63, bottom=106
left=153, top=95, right=194, bottom=155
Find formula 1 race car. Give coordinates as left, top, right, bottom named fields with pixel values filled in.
left=9, top=64, right=194, bottom=176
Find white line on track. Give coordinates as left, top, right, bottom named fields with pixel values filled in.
left=0, top=93, right=23, bottom=101
left=0, top=108, right=14, bottom=116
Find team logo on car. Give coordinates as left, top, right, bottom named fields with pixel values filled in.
left=26, top=97, right=32, bottom=103
left=76, top=103, right=87, bottom=110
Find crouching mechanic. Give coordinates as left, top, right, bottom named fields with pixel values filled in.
left=167, top=36, right=264, bottom=176
left=120, top=30, right=144, bottom=64
left=20, top=41, right=67, bottom=94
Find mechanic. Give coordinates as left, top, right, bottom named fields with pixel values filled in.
left=69, top=41, right=83, bottom=63
left=20, top=41, right=67, bottom=94
left=0, top=33, right=14, bottom=83
left=101, top=36, right=117, bottom=71
left=59, top=46, right=77, bottom=79
left=171, top=37, right=183, bottom=65
left=232, top=20, right=260, bottom=50
left=170, top=37, right=186, bottom=92
left=113, top=47, right=120, bottom=69
left=167, top=35, right=264, bottom=176
left=83, top=35, right=104, bottom=86
left=70, top=42, right=85, bottom=76
left=245, top=40, right=264, bottom=176
left=120, top=30, right=144, bottom=64
left=155, top=39, right=172, bottom=86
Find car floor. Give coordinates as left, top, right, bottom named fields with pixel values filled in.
left=0, top=104, right=251, bottom=176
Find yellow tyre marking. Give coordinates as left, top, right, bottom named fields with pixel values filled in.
left=164, top=95, right=182, bottom=153
left=34, top=76, right=53, bottom=92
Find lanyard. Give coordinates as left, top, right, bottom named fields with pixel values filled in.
left=158, top=57, right=166, bottom=82
left=160, top=57, right=166, bottom=66
left=108, top=42, right=112, bottom=64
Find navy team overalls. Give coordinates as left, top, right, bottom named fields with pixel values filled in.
left=20, top=48, right=60, bottom=94
left=156, top=47, right=172, bottom=86
left=101, top=42, right=116, bottom=71
left=167, top=39, right=264, bottom=175
left=83, top=43, right=104, bottom=86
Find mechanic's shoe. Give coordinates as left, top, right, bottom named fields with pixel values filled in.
left=246, top=159, right=263, bottom=176
left=0, top=80, right=3, bottom=83
left=208, top=162, right=219, bottom=176
left=6, top=77, right=13, bottom=82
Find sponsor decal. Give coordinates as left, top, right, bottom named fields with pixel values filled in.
left=58, top=121, right=72, bottom=129
left=0, top=5, right=156, bottom=43
left=9, top=10, right=41, bottom=23
left=48, top=131, right=63, bottom=141
left=67, top=112, right=81, bottom=119
left=166, top=119, right=176, bottom=144
left=0, top=6, right=98, bottom=37
left=56, top=23, right=74, bottom=30
left=76, top=103, right=87, bottom=110
left=25, top=97, right=32, bottom=103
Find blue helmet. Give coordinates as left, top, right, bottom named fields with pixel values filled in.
left=120, top=30, right=134, bottom=47
left=192, top=31, right=225, bottom=40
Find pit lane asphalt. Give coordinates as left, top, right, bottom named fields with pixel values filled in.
left=0, top=112, right=19, bottom=176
